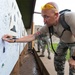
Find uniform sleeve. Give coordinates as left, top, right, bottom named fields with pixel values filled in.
left=65, top=12, right=75, bottom=35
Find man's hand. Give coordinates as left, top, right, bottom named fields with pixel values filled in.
left=2, top=34, right=14, bottom=43
left=68, top=58, right=75, bottom=69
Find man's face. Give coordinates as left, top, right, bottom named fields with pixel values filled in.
left=42, top=9, right=57, bottom=27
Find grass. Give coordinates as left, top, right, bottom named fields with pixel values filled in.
left=48, top=43, right=70, bottom=60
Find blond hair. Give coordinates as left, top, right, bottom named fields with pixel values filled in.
left=41, top=2, right=59, bottom=13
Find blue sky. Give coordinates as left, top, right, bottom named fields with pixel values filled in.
left=33, top=0, right=75, bottom=26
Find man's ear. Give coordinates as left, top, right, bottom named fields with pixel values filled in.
left=55, top=12, right=58, bottom=16
left=55, top=12, right=59, bottom=18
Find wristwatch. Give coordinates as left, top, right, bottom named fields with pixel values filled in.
left=14, top=39, right=16, bottom=42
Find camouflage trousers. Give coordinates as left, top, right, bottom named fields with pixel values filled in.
left=41, top=43, right=50, bottom=57
left=37, top=40, right=42, bottom=51
left=54, top=41, right=75, bottom=75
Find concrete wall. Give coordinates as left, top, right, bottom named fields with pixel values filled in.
left=0, top=0, right=27, bottom=75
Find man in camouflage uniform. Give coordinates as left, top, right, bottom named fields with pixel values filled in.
left=37, top=34, right=51, bottom=59
left=40, top=34, right=51, bottom=59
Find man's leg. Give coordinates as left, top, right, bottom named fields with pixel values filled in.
left=54, top=42, right=68, bottom=75
left=37, top=41, right=40, bottom=52
left=47, top=43, right=51, bottom=59
left=41, top=45, right=45, bottom=57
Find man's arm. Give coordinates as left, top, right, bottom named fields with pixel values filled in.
left=2, top=26, right=48, bottom=43
left=2, top=34, right=35, bottom=43
left=16, top=34, right=35, bottom=43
